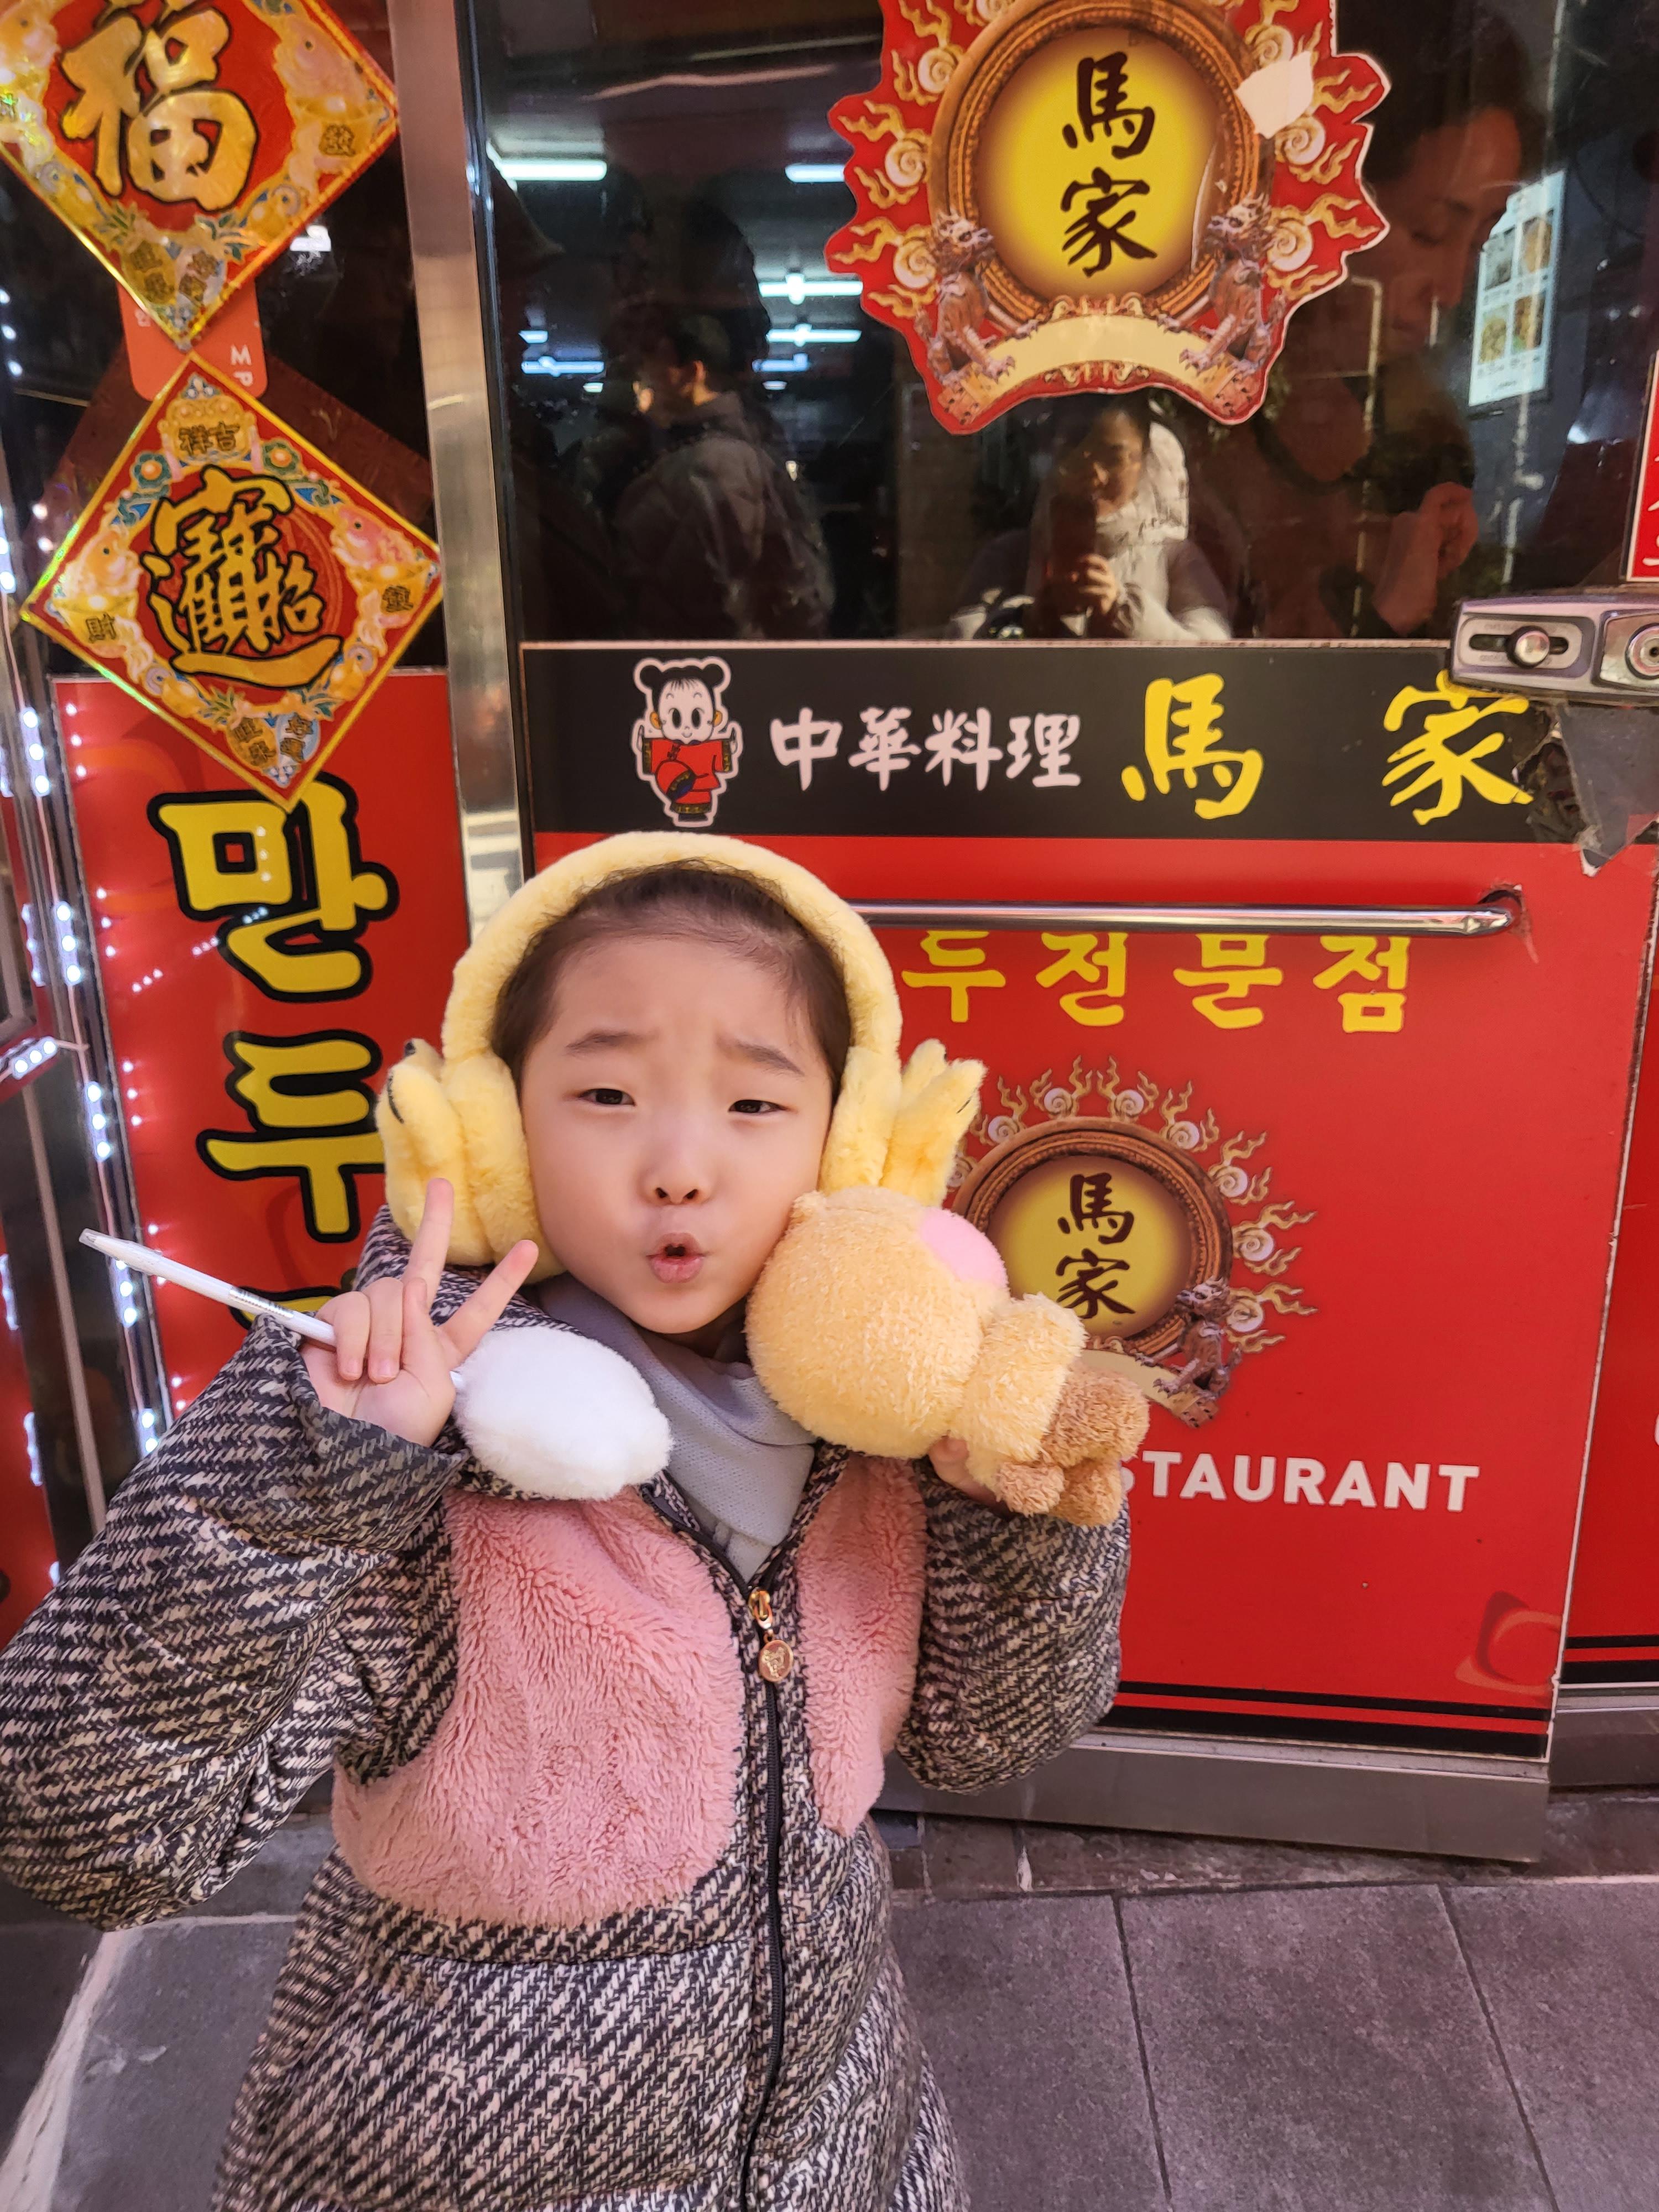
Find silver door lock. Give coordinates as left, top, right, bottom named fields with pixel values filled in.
left=1449, top=587, right=1659, bottom=870
left=1451, top=588, right=1659, bottom=699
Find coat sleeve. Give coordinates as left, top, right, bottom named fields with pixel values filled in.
left=896, top=1464, right=1130, bottom=1794
left=0, top=1319, right=466, bottom=1929
left=1118, top=541, right=1233, bottom=643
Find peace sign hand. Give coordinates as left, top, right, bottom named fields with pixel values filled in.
left=302, top=1180, right=539, bottom=1448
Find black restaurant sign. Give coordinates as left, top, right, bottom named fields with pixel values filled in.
left=523, top=641, right=1552, bottom=844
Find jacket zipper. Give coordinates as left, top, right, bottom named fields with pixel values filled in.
left=669, top=1514, right=794, bottom=2208
left=739, top=1587, right=791, bottom=2210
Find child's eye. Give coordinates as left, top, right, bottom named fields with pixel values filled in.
left=731, top=1097, right=784, bottom=1116
left=580, top=1087, right=633, bottom=1107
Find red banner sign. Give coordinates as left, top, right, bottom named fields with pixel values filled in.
left=1568, top=949, right=1659, bottom=1688
left=60, top=669, right=468, bottom=1408
left=1624, top=355, right=1659, bottom=585
left=0, top=1209, right=56, bottom=1646
left=537, top=824, right=1653, bottom=1759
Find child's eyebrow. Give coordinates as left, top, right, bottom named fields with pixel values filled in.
left=564, top=1026, right=651, bottom=1054
left=560, top=1027, right=805, bottom=1078
left=723, top=1036, right=806, bottom=1077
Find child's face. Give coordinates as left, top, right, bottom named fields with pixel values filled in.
left=518, top=933, right=834, bottom=1342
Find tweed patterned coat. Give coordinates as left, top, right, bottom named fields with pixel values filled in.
left=0, top=1212, right=1130, bottom=2211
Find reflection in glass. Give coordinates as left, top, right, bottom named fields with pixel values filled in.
left=473, top=0, right=1659, bottom=646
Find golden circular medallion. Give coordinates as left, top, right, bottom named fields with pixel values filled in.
left=758, top=1640, right=795, bottom=1684
left=932, top=0, right=1264, bottom=327
left=956, top=1117, right=1232, bottom=1359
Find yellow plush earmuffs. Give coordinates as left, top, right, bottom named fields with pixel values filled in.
left=378, top=831, right=1146, bottom=1523
left=376, top=831, right=984, bottom=1280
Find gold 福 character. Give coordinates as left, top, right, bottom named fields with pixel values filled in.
left=61, top=17, right=143, bottom=196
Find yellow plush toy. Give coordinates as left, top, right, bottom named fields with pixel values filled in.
left=377, top=831, right=1147, bottom=1524
left=747, top=1186, right=1144, bottom=1525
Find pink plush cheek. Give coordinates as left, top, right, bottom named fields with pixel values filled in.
left=915, top=1207, right=1008, bottom=1288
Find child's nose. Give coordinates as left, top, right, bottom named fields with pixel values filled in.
left=653, top=1178, right=702, bottom=1204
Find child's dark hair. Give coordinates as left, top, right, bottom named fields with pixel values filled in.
left=491, top=864, right=853, bottom=1093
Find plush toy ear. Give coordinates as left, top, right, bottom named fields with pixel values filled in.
left=882, top=1044, right=984, bottom=1206
left=445, top=1052, right=558, bottom=1280
left=377, top=1042, right=492, bottom=1264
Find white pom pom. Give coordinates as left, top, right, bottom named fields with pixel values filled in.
left=452, top=1326, right=671, bottom=1500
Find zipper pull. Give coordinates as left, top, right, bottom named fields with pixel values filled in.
left=748, top=1588, right=794, bottom=1683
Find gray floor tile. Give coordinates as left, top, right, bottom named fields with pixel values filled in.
left=1524, top=1792, right=1659, bottom=1880
left=0, top=1924, right=98, bottom=2152
left=1122, top=1883, right=1551, bottom=2212
left=0, top=1875, right=82, bottom=1928
left=920, top=1815, right=1025, bottom=1898
left=50, top=1917, right=294, bottom=2212
left=873, top=1809, right=920, bottom=1851
left=1020, top=1822, right=1511, bottom=1897
left=178, top=1817, right=335, bottom=1919
left=1448, top=1882, right=1659, bottom=2212
left=894, top=1897, right=1166, bottom=2212
left=1019, top=1792, right=1659, bottom=1899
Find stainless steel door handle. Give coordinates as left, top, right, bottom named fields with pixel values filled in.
left=854, top=893, right=1522, bottom=938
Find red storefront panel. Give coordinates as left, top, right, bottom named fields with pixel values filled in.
left=62, top=668, right=468, bottom=1407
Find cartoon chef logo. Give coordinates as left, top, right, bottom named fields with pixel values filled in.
left=630, top=656, right=743, bottom=827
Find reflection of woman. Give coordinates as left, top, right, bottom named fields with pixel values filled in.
left=951, top=397, right=1231, bottom=640
left=1190, top=0, right=1545, bottom=639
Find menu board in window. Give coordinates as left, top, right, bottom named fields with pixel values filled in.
left=1469, top=169, right=1564, bottom=409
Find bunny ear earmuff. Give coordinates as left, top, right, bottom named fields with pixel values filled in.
left=375, top=830, right=984, bottom=1280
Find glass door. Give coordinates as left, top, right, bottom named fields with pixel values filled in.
left=468, top=0, right=1659, bottom=658
left=444, top=0, right=1659, bottom=1851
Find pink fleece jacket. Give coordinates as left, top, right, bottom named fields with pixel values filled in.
left=333, top=1455, right=927, bottom=1928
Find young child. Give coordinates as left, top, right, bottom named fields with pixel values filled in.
left=0, top=833, right=1145, bottom=2211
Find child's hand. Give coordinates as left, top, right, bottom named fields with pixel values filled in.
left=926, top=1436, right=1010, bottom=1515
left=303, top=1179, right=538, bottom=1447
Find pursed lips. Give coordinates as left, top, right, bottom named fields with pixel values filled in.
left=649, top=1233, right=705, bottom=1284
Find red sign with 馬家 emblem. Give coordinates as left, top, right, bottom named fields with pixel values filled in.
left=1623, top=355, right=1659, bottom=583
left=830, top=0, right=1387, bottom=434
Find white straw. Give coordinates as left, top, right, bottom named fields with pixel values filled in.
left=80, top=1230, right=338, bottom=1345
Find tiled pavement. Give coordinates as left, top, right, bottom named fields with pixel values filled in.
left=2, top=1795, right=1657, bottom=2210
